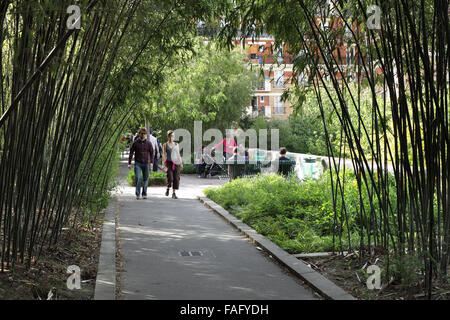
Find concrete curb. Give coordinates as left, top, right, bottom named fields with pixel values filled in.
left=94, top=197, right=116, bottom=300
left=198, top=196, right=356, bottom=300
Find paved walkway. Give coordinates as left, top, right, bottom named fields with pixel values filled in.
left=113, top=156, right=317, bottom=300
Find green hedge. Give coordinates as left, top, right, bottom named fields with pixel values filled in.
left=204, top=172, right=395, bottom=253
left=127, top=170, right=167, bottom=186
left=181, top=163, right=196, bottom=174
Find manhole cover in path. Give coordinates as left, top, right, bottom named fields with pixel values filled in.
left=179, top=251, right=204, bottom=257
left=170, top=249, right=215, bottom=259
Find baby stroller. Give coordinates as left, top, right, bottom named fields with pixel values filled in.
left=202, top=149, right=225, bottom=178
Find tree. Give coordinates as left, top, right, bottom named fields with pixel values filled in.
left=0, top=0, right=234, bottom=268
left=128, top=39, right=256, bottom=139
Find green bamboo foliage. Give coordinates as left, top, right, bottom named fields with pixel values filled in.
left=0, top=0, right=136, bottom=269
left=0, top=0, right=224, bottom=269
left=292, top=0, right=449, bottom=297
left=217, top=0, right=448, bottom=298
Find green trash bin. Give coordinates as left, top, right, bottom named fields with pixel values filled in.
left=254, top=150, right=266, bottom=161
left=303, top=157, right=317, bottom=180
left=254, top=150, right=271, bottom=169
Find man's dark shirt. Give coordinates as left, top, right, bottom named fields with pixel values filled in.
left=278, top=156, right=292, bottom=177
left=129, top=138, right=154, bottom=165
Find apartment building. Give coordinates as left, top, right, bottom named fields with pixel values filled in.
left=235, top=37, right=296, bottom=120
left=199, top=12, right=372, bottom=121
left=236, top=28, right=365, bottom=120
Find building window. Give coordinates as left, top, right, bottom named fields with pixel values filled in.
left=327, top=0, right=338, bottom=16
left=250, top=53, right=257, bottom=59
left=274, top=45, right=283, bottom=63
left=251, top=96, right=258, bottom=111
left=346, top=45, right=356, bottom=65
left=274, top=96, right=285, bottom=115
left=298, top=71, right=308, bottom=86
left=259, top=45, right=265, bottom=52
left=257, top=77, right=265, bottom=90
left=260, top=96, right=264, bottom=103
left=344, top=24, right=352, bottom=41
left=274, top=70, right=284, bottom=88
left=319, top=17, right=329, bottom=31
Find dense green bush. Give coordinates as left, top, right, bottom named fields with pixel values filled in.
left=204, top=174, right=336, bottom=252
left=181, top=163, right=197, bottom=174
left=127, top=170, right=167, bottom=186
left=204, top=172, right=396, bottom=253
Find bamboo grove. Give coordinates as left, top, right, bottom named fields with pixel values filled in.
left=0, top=0, right=226, bottom=270
left=0, top=0, right=448, bottom=299
left=219, top=0, right=449, bottom=297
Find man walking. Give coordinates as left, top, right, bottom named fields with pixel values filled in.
left=128, top=128, right=153, bottom=199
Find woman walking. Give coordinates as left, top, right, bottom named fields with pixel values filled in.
left=162, top=130, right=183, bottom=199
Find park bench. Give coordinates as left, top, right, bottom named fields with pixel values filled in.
left=220, top=159, right=266, bottom=180
left=196, top=149, right=319, bottom=182
left=220, top=158, right=297, bottom=181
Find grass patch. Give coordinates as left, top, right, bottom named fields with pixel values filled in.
left=181, top=163, right=197, bottom=174
left=126, top=170, right=166, bottom=186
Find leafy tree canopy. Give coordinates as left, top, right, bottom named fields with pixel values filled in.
left=126, top=39, right=257, bottom=136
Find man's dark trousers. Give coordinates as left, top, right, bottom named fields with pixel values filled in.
left=135, top=161, right=149, bottom=197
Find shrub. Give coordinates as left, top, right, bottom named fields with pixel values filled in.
left=391, top=254, right=423, bottom=287
left=181, top=163, right=197, bottom=174
left=203, top=172, right=393, bottom=253
left=127, top=170, right=167, bottom=186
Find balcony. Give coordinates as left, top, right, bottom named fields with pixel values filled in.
left=273, top=71, right=284, bottom=89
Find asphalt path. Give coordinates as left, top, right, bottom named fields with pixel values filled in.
left=113, top=157, right=316, bottom=300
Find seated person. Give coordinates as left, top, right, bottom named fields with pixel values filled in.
left=237, top=144, right=249, bottom=174
left=227, top=147, right=246, bottom=179
left=227, top=145, right=248, bottom=161
left=238, top=144, right=249, bottom=161
left=194, top=145, right=207, bottom=176
left=277, top=147, right=293, bottom=178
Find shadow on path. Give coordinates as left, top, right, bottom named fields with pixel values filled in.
left=113, top=154, right=317, bottom=300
